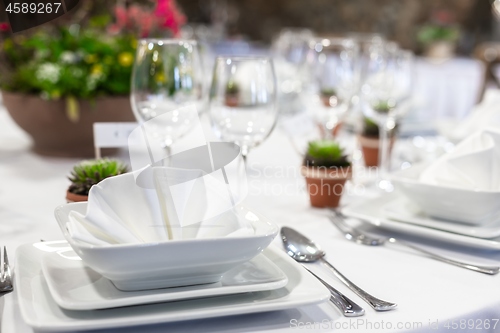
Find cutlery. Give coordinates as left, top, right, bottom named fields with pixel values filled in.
left=300, top=265, right=364, bottom=317
left=281, top=227, right=396, bottom=312
left=329, top=212, right=500, bottom=275
left=281, top=227, right=364, bottom=317
left=0, top=246, right=13, bottom=296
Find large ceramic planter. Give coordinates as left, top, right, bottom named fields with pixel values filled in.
left=424, top=41, right=455, bottom=60
left=2, top=91, right=136, bottom=157
left=301, top=166, right=352, bottom=208
left=358, top=135, right=395, bottom=168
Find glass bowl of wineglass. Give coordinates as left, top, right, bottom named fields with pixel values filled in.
left=208, top=56, right=278, bottom=165
left=361, top=41, right=414, bottom=191
left=131, top=39, right=204, bottom=159
left=302, top=37, right=359, bottom=138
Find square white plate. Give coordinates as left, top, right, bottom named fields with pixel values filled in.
left=15, top=242, right=330, bottom=332
left=382, top=197, right=500, bottom=239
left=342, top=193, right=500, bottom=250
left=41, top=243, right=288, bottom=310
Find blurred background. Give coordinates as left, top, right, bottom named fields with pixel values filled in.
left=177, top=0, right=494, bottom=55
left=2, top=0, right=500, bottom=158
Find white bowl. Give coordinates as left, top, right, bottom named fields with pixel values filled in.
left=54, top=203, right=278, bottom=291
left=391, top=163, right=500, bottom=225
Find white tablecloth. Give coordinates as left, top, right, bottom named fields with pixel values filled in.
left=411, top=57, right=483, bottom=122
left=1, top=103, right=500, bottom=333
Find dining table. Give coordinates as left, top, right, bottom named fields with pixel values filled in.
left=2, top=68, right=500, bottom=333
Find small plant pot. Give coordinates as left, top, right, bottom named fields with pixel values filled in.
left=358, top=136, right=395, bottom=167
left=321, top=95, right=332, bottom=107
left=301, top=166, right=352, bottom=208
left=225, top=95, right=239, bottom=107
left=66, top=191, right=88, bottom=203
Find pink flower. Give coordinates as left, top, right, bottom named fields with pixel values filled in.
left=0, top=22, right=10, bottom=32
left=114, top=6, right=129, bottom=28
left=107, top=24, right=122, bottom=35
left=154, top=0, right=186, bottom=36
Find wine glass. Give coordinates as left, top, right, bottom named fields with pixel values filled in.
left=208, top=56, right=278, bottom=165
left=131, top=39, right=204, bottom=160
left=302, top=38, right=359, bottom=138
left=361, top=42, right=414, bottom=191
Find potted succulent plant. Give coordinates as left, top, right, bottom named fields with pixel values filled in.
left=320, top=87, right=337, bottom=107
left=358, top=101, right=398, bottom=167
left=225, top=81, right=240, bottom=107
left=358, top=117, right=398, bottom=168
left=0, top=1, right=185, bottom=157
left=301, top=140, right=352, bottom=208
left=417, top=10, right=459, bottom=59
left=66, top=158, right=128, bottom=202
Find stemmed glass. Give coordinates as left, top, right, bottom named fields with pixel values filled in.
left=131, top=39, right=204, bottom=160
left=362, top=42, right=414, bottom=191
left=303, top=38, right=359, bottom=138
left=208, top=56, right=278, bottom=165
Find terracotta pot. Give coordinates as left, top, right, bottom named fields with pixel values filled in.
left=66, top=190, right=88, bottom=203
left=2, top=91, right=136, bottom=157
left=301, top=166, right=352, bottom=208
left=358, top=135, right=395, bottom=167
left=321, top=95, right=332, bottom=107
left=225, top=95, right=239, bottom=107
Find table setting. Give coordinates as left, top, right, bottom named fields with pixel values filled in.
left=3, top=3, right=500, bottom=332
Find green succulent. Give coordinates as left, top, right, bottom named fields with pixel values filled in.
left=372, top=101, right=393, bottom=113
left=225, top=81, right=240, bottom=95
left=68, top=158, right=128, bottom=195
left=417, top=25, right=459, bottom=45
left=304, top=140, right=351, bottom=168
left=361, top=117, right=398, bottom=138
left=320, top=88, right=336, bottom=97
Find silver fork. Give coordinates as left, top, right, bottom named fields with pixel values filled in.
left=329, top=213, right=500, bottom=275
left=0, top=247, right=13, bottom=296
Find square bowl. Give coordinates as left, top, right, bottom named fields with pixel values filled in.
left=391, top=163, right=500, bottom=225
left=54, top=203, right=278, bottom=291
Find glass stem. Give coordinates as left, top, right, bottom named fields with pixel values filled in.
left=241, top=147, right=248, bottom=170
left=378, top=118, right=391, bottom=183
left=163, top=145, right=172, bottom=167
left=323, top=123, right=334, bottom=139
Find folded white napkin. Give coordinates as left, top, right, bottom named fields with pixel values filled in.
left=419, top=128, right=500, bottom=191
left=438, top=89, right=500, bottom=143
left=67, top=167, right=254, bottom=246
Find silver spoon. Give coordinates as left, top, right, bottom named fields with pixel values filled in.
left=281, top=227, right=397, bottom=312
left=280, top=228, right=364, bottom=317
left=329, top=213, right=500, bottom=275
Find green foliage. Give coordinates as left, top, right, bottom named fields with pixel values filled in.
left=225, top=81, right=240, bottom=95
left=373, top=101, right=393, bottom=113
left=304, top=140, right=351, bottom=168
left=417, top=25, right=459, bottom=45
left=320, top=88, right=336, bottom=97
left=68, top=158, right=128, bottom=195
left=362, top=117, right=380, bottom=137
left=1, top=26, right=136, bottom=99
left=361, top=117, right=398, bottom=138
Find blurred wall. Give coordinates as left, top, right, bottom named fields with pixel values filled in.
left=177, top=0, right=494, bottom=53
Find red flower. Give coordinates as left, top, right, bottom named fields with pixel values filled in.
left=432, top=10, right=454, bottom=25
left=0, top=22, right=10, bottom=32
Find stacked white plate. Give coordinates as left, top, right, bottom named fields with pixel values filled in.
left=342, top=193, right=500, bottom=250
left=15, top=240, right=330, bottom=332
